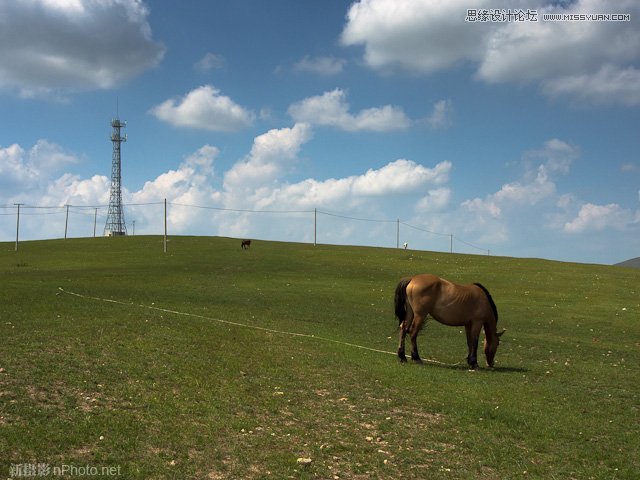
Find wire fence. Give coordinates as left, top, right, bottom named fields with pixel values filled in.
left=0, top=201, right=491, bottom=255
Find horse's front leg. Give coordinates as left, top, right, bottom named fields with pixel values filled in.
left=397, top=320, right=408, bottom=363
left=465, top=323, right=482, bottom=369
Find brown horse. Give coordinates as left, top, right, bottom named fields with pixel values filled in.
left=241, top=239, right=251, bottom=249
left=395, top=274, right=505, bottom=369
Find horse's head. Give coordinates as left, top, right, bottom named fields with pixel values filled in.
left=484, top=328, right=506, bottom=368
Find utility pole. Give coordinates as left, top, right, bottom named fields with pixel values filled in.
left=64, top=205, right=70, bottom=240
left=93, top=208, right=98, bottom=237
left=14, top=203, right=23, bottom=251
left=314, top=208, right=317, bottom=246
left=163, top=198, right=167, bottom=253
left=396, top=219, right=400, bottom=248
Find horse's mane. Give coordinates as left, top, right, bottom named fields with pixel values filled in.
left=474, top=283, right=498, bottom=323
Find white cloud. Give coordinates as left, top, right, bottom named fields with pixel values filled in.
left=341, top=0, right=640, bottom=106
left=415, top=187, right=452, bottom=212
left=0, top=0, right=165, bottom=98
left=194, top=53, right=226, bottom=72
left=288, top=89, right=411, bottom=131
left=524, top=138, right=579, bottom=176
left=294, top=56, right=347, bottom=75
left=5, top=131, right=636, bottom=262
left=150, top=85, right=255, bottom=132
left=0, top=140, right=78, bottom=194
left=247, top=159, right=451, bottom=212
left=0, top=144, right=32, bottom=186
left=223, top=123, right=313, bottom=200
left=127, top=145, right=222, bottom=233
left=563, top=203, right=640, bottom=233
left=462, top=139, right=578, bottom=218
left=133, top=145, right=220, bottom=203
left=1, top=140, right=107, bottom=211
left=341, top=0, right=486, bottom=74
left=542, top=65, right=640, bottom=106
left=41, top=174, right=110, bottom=207
left=425, top=99, right=454, bottom=129
left=352, top=159, right=450, bottom=195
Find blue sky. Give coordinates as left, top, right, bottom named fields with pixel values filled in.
left=1, top=0, right=639, bottom=264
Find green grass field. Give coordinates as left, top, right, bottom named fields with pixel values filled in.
left=1, top=236, right=638, bottom=479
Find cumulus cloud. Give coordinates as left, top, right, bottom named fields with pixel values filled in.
left=134, top=145, right=220, bottom=204
left=293, top=55, right=347, bottom=75
left=220, top=124, right=450, bottom=215
left=130, top=145, right=222, bottom=232
left=40, top=174, right=110, bottom=207
left=415, top=187, right=452, bottom=212
left=462, top=139, right=579, bottom=218
left=288, top=89, right=411, bottom=131
left=150, top=85, right=255, bottom=132
left=542, top=65, right=640, bottom=106
left=341, top=0, right=486, bottom=74
left=341, top=0, right=640, bottom=106
left=352, top=159, right=450, bottom=195
left=0, top=140, right=79, bottom=194
left=0, top=0, right=165, bottom=98
left=425, top=99, right=454, bottom=129
left=223, top=123, right=313, bottom=200
left=1, top=130, right=453, bottom=245
left=248, top=159, right=452, bottom=212
left=563, top=203, right=640, bottom=233
left=194, top=53, right=226, bottom=72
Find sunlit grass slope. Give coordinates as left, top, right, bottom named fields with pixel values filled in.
left=1, top=236, right=638, bottom=479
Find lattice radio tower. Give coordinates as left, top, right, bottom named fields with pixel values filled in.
left=104, top=115, right=128, bottom=236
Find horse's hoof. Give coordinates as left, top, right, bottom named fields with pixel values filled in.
left=398, top=355, right=408, bottom=363
left=412, top=357, right=424, bottom=365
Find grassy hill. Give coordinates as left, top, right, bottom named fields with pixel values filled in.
left=1, top=236, right=638, bottom=479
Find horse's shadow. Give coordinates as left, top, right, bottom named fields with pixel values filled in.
left=411, top=360, right=529, bottom=373
left=489, top=365, right=529, bottom=373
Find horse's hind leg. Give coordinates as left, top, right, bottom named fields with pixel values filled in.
left=398, top=302, right=414, bottom=363
left=465, top=323, right=482, bottom=369
left=397, top=321, right=408, bottom=363
left=409, top=315, right=425, bottom=364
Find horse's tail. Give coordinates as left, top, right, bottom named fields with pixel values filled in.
left=394, top=277, right=412, bottom=325
left=474, top=283, right=498, bottom=323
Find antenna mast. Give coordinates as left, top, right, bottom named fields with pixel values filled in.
left=104, top=115, right=128, bottom=236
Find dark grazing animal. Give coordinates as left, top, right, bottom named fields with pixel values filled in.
left=241, top=239, right=251, bottom=249
left=394, top=274, right=505, bottom=369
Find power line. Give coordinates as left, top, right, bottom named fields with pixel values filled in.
left=169, top=201, right=312, bottom=214
left=0, top=200, right=492, bottom=255
left=400, top=221, right=452, bottom=237
left=317, top=210, right=397, bottom=223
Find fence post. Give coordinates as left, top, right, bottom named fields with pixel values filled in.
left=64, top=205, right=70, bottom=240
left=14, top=203, right=23, bottom=251
left=164, top=198, right=167, bottom=253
